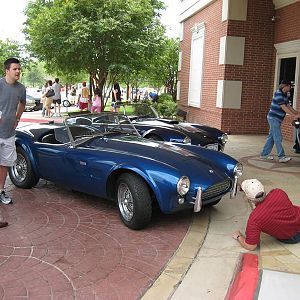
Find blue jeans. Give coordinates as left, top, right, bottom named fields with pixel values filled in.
left=261, top=117, right=285, bottom=158
left=278, top=231, right=300, bottom=244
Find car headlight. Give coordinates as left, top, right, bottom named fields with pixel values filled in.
left=221, top=134, right=228, bottom=144
left=233, top=163, right=243, bottom=178
left=177, top=176, right=190, bottom=196
left=183, top=136, right=191, bottom=144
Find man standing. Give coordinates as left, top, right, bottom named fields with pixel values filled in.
left=0, top=58, right=26, bottom=212
left=111, top=81, right=121, bottom=112
left=52, top=78, right=62, bottom=116
left=260, top=80, right=300, bottom=163
left=232, top=179, right=300, bottom=250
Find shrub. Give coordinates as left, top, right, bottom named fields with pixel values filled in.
left=154, top=93, right=177, bottom=118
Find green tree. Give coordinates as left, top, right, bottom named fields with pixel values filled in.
left=146, top=37, right=179, bottom=100
left=0, top=39, right=23, bottom=76
left=24, top=0, right=165, bottom=105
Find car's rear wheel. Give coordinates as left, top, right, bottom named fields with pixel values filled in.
left=116, top=173, right=152, bottom=230
left=9, top=147, right=39, bottom=188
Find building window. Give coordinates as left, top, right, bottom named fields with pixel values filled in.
left=188, top=22, right=205, bottom=108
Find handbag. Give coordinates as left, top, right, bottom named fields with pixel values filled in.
left=45, top=88, right=55, bottom=98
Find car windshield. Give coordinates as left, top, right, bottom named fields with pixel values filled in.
left=119, top=103, right=159, bottom=119
left=64, top=112, right=140, bottom=146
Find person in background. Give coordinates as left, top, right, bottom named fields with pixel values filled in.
left=40, top=81, right=47, bottom=117
left=91, top=87, right=102, bottom=113
left=43, top=80, right=54, bottom=118
left=52, top=78, right=62, bottom=116
left=260, top=80, right=300, bottom=163
left=70, top=85, right=77, bottom=105
left=0, top=57, right=26, bottom=213
left=111, top=81, right=121, bottom=112
left=232, top=179, right=300, bottom=250
left=77, top=81, right=90, bottom=112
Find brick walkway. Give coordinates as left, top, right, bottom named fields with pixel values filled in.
left=0, top=180, right=191, bottom=299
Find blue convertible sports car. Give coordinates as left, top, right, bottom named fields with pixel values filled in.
left=120, top=103, right=228, bottom=152
left=9, top=113, right=242, bottom=230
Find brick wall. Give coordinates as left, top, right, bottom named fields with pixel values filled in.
left=178, top=0, right=227, bottom=129
left=179, top=0, right=298, bottom=141
left=222, top=0, right=275, bottom=134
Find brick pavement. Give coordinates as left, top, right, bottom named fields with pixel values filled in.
left=0, top=180, right=192, bottom=299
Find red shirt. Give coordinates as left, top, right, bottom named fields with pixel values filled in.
left=245, top=189, right=300, bottom=245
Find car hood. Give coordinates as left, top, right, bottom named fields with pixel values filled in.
left=87, top=135, right=233, bottom=180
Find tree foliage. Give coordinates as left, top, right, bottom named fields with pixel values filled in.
left=24, top=0, right=166, bottom=99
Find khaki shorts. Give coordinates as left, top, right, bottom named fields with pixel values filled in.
left=44, top=97, right=53, bottom=109
left=0, top=136, right=17, bottom=167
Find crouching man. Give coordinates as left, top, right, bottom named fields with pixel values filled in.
left=232, top=179, right=300, bottom=250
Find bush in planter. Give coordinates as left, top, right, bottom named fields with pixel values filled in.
left=153, top=93, right=177, bottom=118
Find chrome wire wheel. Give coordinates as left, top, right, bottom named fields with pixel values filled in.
left=11, top=153, right=28, bottom=183
left=118, top=182, right=134, bottom=222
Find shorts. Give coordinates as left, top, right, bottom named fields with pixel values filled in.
left=79, top=102, right=88, bottom=110
left=53, top=99, right=61, bottom=105
left=0, top=136, right=17, bottom=167
left=44, top=97, right=53, bottom=109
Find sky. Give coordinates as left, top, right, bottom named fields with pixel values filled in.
left=0, top=0, right=180, bottom=43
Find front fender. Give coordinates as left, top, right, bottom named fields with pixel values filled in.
left=108, top=162, right=180, bottom=213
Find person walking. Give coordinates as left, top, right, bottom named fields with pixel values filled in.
left=91, top=88, right=102, bottom=113
left=0, top=58, right=26, bottom=212
left=260, top=80, right=300, bottom=163
left=111, top=81, right=121, bottom=112
left=52, top=78, right=62, bottom=116
left=43, top=80, right=54, bottom=118
left=77, top=81, right=90, bottom=112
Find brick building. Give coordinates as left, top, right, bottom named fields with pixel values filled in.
left=177, top=0, right=300, bottom=140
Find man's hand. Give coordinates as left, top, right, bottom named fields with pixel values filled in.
left=232, top=230, right=242, bottom=240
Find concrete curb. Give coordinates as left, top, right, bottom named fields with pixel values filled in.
left=141, top=211, right=209, bottom=300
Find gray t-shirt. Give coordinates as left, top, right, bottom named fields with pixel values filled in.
left=52, top=82, right=62, bottom=100
left=0, top=77, right=26, bottom=138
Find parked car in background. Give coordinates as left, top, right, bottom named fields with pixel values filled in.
left=9, top=113, right=242, bottom=230
left=120, top=103, right=228, bottom=152
left=25, top=94, right=42, bottom=111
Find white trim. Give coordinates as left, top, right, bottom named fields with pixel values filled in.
left=179, top=0, right=216, bottom=22
left=178, top=51, right=182, bottom=71
left=273, top=0, right=299, bottom=9
left=274, top=39, right=300, bottom=55
left=188, top=22, right=205, bottom=108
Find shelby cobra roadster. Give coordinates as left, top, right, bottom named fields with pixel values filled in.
left=10, top=113, right=242, bottom=229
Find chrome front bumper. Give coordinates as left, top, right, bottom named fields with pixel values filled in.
left=191, top=176, right=239, bottom=213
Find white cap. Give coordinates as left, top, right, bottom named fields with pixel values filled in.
left=241, top=179, right=265, bottom=200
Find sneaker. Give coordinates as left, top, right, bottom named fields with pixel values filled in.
left=0, top=190, right=13, bottom=205
left=0, top=221, right=8, bottom=228
left=260, top=155, right=274, bottom=160
left=279, top=156, right=291, bottom=163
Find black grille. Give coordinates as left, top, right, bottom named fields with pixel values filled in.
left=202, top=179, right=232, bottom=200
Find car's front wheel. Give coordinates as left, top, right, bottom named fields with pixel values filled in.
left=9, top=147, right=39, bottom=188
left=116, top=173, right=152, bottom=230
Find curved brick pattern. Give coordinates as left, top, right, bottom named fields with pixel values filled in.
left=240, top=155, right=300, bottom=174
left=0, top=181, right=191, bottom=299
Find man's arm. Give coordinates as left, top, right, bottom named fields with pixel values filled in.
left=14, top=101, right=26, bottom=128
left=232, top=230, right=257, bottom=251
left=281, top=104, right=300, bottom=119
